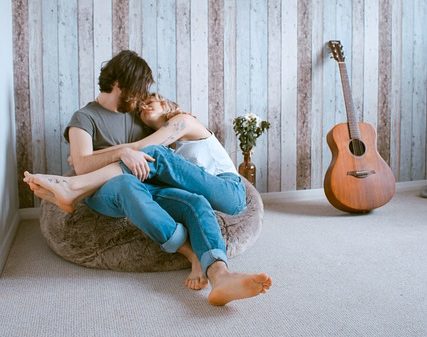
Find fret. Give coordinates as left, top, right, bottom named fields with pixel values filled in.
left=328, top=40, right=361, bottom=140
left=338, top=62, right=361, bottom=139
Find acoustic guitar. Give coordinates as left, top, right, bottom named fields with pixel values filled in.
left=323, top=40, right=395, bottom=213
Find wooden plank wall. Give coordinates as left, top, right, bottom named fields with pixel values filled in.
left=13, top=0, right=427, bottom=207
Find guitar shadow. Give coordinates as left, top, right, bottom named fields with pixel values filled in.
left=264, top=199, right=371, bottom=218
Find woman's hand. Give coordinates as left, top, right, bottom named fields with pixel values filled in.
left=120, top=148, right=155, bottom=181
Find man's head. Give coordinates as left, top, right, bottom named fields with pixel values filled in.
left=98, top=50, right=154, bottom=112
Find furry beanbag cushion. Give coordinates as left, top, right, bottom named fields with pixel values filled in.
left=39, top=177, right=264, bottom=272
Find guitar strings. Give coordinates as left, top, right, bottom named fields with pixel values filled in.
left=331, top=41, right=363, bottom=157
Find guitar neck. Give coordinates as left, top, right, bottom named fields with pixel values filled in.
left=338, top=62, right=360, bottom=139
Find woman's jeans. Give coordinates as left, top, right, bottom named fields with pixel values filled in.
left=85, top=145, right=246, bottom=275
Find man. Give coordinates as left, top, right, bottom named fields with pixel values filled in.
left=56, top=50, right=271, bottom=305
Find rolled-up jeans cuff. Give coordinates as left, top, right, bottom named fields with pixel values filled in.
left=160, top=222, right=187, bottom=253
left=200, top=249, right=228, bottom=276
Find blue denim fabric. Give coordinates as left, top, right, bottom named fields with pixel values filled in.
left=84, top=144, right=243, bottom=275
left=125, top=145, right=247, bottom=215
left=148, top=184, right=228, bottom=273
left=85, top=174, right=188, bottom=253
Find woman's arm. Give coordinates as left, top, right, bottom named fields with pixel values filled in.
left=93, top=114, right=210, bottom=155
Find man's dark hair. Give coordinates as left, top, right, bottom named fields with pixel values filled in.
left=98, top=50, right=154, bottom=101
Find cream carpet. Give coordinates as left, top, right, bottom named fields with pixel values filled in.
left=1, top=187, right=426, bottom=337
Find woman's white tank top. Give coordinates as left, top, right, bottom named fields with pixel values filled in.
left=174, top=133, right=238, bottom=176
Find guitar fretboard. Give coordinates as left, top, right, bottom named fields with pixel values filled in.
left=338, top=62, right=361, bottom=140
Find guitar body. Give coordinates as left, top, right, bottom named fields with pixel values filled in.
left=324, top=122, right=395, bottom=213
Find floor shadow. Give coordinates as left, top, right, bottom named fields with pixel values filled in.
left=127, top=271, right=240, bottom=316
left=264, top=200, right=371, bottom=218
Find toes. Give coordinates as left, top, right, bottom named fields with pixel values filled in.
left=23, top=171, right=32, bottom=182
left=191, top=280, right=199, bottom=290
left=186, top=278, right=202, bottom=290
left=185, top=275, right=209, bottom=290
left=261, top=277, right=272, bottom=293
left=195, top=277, right=208, bottom=290
left=28, top=182, right=38, bottom=191
left=256, top=274, right=272, bottom=287
left=187, top=279, right=195, bottom=290
left=185, top=278, right=196, bottom=290
left=256, top=273, right=270, bottom=282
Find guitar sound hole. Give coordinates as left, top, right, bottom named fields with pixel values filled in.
left=349, top=139, right=366, bottom=156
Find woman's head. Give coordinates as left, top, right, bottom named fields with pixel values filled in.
left=98, top=50, right=154, bottom=112
left=139, top=93, right=183, bottom=127
left=142, top=93, right=180, bottom=113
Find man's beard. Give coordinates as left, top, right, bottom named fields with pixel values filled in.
left=117, top=94, right=137, bottom=113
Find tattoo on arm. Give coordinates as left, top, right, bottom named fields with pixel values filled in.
left=159, top=120, right=186, bottom=145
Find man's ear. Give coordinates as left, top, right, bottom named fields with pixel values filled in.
left=112, top=82, right=121, bottom=94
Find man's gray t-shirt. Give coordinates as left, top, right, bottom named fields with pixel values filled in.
left=64, top=101, right=153, bottom=149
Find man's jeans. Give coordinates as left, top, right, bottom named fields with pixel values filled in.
left=139, top=145, right=246, bottom=215
left=85, top=145, right=246, bottom=275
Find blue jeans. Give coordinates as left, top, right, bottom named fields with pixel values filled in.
left=85, top=145, right=245, bottom=274
left=134, top=145, right=247, bottom=215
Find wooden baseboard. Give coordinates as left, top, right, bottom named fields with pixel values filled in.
left=16, top=180, right=427, bottom=219
left=394, top=179, right=427, bottom=192
left=261, top=179, right=427, bottom=203
left=19, top=207, right=40, bottom=220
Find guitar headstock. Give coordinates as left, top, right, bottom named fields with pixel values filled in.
left=328, top=40, right=345, bottom=63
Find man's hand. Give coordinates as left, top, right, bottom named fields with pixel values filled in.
left=120, top=148, right=155, bottom=181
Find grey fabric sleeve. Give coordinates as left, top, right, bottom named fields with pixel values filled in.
left=63, top=111, right=95, bottom=143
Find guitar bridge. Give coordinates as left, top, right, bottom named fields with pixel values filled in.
left=347, top=170, right=376, bottom=178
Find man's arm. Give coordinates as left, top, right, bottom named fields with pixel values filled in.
left=92, top=114, right=209, bottom=155
left=69, top=127, right=126, bottom=174
left=69, top=127, right=154, bottom=180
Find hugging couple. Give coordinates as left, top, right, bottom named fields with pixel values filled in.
left=24, top=50, right=272, bottom=306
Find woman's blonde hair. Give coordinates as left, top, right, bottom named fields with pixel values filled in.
left=140, top=93, right=189, bottom=120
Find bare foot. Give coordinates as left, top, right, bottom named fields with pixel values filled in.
left=27, top=181, right=75, bottom=213
left=177, top=240, right=208, bottom=290
left=28, top=181, right=55, bottom=202
left=23, top=171, right=86, bottom=211
left=207, top=262, right=272, bottom=306
left=185, top=258, right=208, bottom=290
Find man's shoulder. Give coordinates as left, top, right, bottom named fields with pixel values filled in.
left=69, top=101, right=111, bottom=126
left=73, top=101, right=99, bottom=118
left=64, top=102, right=98, bottom=142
